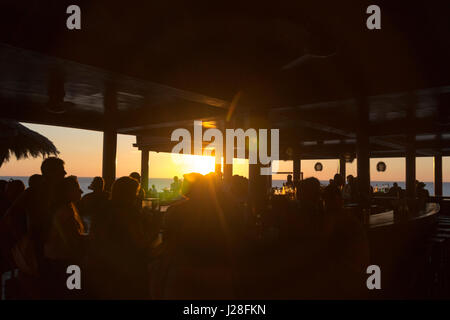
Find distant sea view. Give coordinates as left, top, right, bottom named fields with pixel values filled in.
left=2, top=176, right=449, bottom=196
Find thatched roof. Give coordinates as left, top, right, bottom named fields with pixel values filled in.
left=0, top=119, right=59, bottom=166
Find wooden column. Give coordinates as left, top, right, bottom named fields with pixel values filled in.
left=102, top=83, right=117, bottom=191
left=339, top=156, right=346, bottom=179
left=405, top=95, right=416, bottom=199
left=356, top=96, right=371, bottom=208
left=293, top=150, right=301, bottom=185
left=434, top=154, right=443, bottom=197
left=141, top=147, right=149, bottom=193
left=405, top=146, right=416, bottom=198
left=247, top=107, right=270, bottom=214
left=223, top=162, right=233, bottom=180
left=223, top=120, right=233, bottom=181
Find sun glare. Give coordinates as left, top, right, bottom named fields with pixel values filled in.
left=178, top=154, right=216, bottom=175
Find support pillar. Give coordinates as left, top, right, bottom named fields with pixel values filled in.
left=339, top=156, right=346, bottom=180
left=223, top=162, right=233, bottom=180
left=102, top=83, right=117, bottom=191
left=356, top=97, right=371, bottom=208
left=405, top=94, right=416, bottom=199
left=102, top=129, right=117, bottom=191
left=223, top=120, right=233, bottom=181
left=293, top=150, right=301, bottom=185
left=141, top=147, right=149, bottom=193
left=434, top=154, right=443, bottom=197
left=405, top=147, right=416, bottom=198
left=247, top=107, right=270, bottom=214
left=215, top=163, right=222, bottom=175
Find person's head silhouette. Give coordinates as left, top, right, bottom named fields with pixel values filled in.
left=88, top=176, right=105, bottom=192
left=333, top=173, right=344, bottom=188
left=41, top=157, right=66, bottom=183
left=129, top=172, right=141, bottom=183
left=111, top=176, right=140, bottom=207
left=181, top=173, right=205, bottom=199
left=28, top=174, right=43, bottom=190
left=5, top=180, right=25, bottom=202
left=55, top=176, right=83, bottom=205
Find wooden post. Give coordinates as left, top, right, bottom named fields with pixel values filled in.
left=405, top=94, right=416, bottom=199
left=293, top=149, right=301, bottom=185
left=223, top=162, right=233, bottom=180
left=339, top=156, right=346, bottom=180
left=223, top=119, right=233, bottom=181
left=141, top=147, right=149, bottom=193
left=405, top=146, right=416, bottom=198
left=247, top=107, right=270, bottom=214
left=434, top=154, right=443, bottom=197
left=356, top=96, right=371, bottom=208
left=102, top=83, right=117, bottom=191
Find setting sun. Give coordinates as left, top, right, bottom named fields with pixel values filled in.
left=178, top=154, right=215, bottom=175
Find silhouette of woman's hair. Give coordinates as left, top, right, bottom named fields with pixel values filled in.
left=129, top=172, right=141, bottom=182
left=111, top=176, right=140, bottom=206
left=54, top=176, right=82, bottom=205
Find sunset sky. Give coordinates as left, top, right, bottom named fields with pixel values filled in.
left=0, top=123, right=449, bottom=183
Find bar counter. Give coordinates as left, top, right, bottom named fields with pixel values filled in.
left=369, top=202, right=440, bottom=228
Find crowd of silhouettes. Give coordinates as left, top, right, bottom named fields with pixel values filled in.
left=0, top=157, right=431, bottom=299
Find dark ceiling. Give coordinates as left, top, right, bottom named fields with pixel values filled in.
left=1, top=0, right=449, bottom=105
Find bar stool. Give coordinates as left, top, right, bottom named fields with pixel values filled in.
left=426, top=237, right=447, bottom=298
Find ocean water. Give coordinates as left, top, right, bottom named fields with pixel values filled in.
left=1, top=176, right=449, bottom=196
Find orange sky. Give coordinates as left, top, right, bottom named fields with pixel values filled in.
left=0, top=123, right=449, bottom=182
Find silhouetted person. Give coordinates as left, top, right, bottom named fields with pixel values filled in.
left=150, top=184, right=158, bottom=197
left=170, top=176, right=181, bottom=197
left=28, top=174, right=43, bottom=191
left=285, top=174, right=294, bottom=188
left=297, top=177, right=323, bottom=219
left=130, top=172, right=146, bottom=207
left=0, top=157, right=66, bottom=298
left=343, top=175, right=358, bottom=203
left=229, top=175, right=249, bottom=205
left=321, top=185, right=370, bottom=298
left=416, top=182, right=430, bottom=211
left=0, top=179, right=7, bottom=218
left=333, top=173, right=345, bottom=190
left=79, top=177, right=109, bottom=232
left=0, top=180, right=25, bottom=219
left=44, top=176, right=86, bottom=299
left=154, top=173, right=239, bottom=299
left=0, top=179, right=7, bottom=194
left=88, top=176, right=156, bottom=299
left=388, top=182, right=401, bottom=198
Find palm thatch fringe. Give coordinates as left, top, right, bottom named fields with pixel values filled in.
left=0, top=119, right=59, bottom=167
